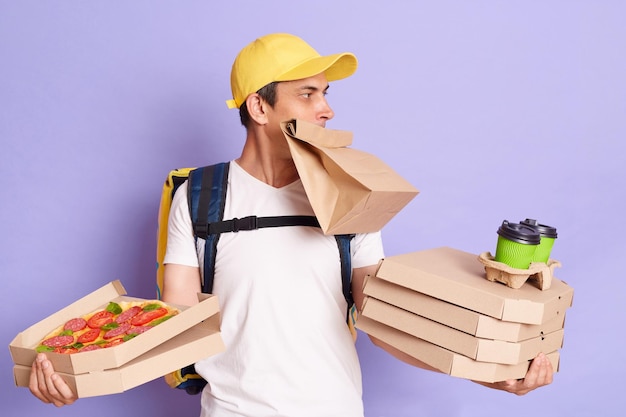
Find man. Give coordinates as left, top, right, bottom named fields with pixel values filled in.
left=30, top=33, right=553, bottom=415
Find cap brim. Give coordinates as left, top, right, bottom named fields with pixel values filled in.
left=275, top=52, right=358, bottom=83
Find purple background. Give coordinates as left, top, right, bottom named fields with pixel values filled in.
left=1, top=1, right=624, bottom=416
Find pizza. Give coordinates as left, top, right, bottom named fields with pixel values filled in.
left=36, top=300, right=179, bottom=354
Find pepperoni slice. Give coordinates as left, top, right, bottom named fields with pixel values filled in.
left=79, top=344, right=102, bottom=352
left=130, top=308, right=168, bottom=326
left=127, top=326, right=152, bottom=335
left=115, top=306, right=142, bottom=324
left=103, top=322, right=131, bottom=340
left=77, top=328, right=101, bottom=344
left=42, top=335, right=75, bottom=347
left=87, top=310, right=114, bottom=329
left=63, top=318, right=87, bottom=332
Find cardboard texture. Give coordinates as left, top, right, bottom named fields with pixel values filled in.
left=363, top=275, right=566, bottom=342
left=376, top=247, right=574, bottom=325
left=478, top=251, right=562, bottom=290
left=13, top=316, right=224, bottom=398
left=357, top=316, right=560, bottom=383
left=10, top=280, right=225, bottom=397
left=281, top=119, right=419, bottom=235
left=361, top=297, right=564, bottom=365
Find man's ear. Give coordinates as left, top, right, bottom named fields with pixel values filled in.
left=245, top=93, right=269, bottom=125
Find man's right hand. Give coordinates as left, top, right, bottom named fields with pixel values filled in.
left=29, top=353, right=77, bottom=407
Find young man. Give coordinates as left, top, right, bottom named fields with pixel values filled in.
left=29, top=33, right=553, bottom=415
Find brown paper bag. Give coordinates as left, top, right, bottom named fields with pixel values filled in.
left=282, top=119, right=419, bottom=235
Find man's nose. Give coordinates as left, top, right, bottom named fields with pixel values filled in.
left=319, top=97, right=334, bottom=121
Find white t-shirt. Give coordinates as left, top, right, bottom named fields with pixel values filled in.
left=165, top=161, right=384, bottom=417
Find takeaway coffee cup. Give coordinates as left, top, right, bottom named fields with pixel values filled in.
left=520, top=218, right=558, bottom=263
left=494, top=220, right=541, bottom=269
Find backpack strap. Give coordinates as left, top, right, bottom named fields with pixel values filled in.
left=202, top=215, right=320, bottom=234
left=335, top=234, right=355, bottom=312
left=187, top=162, right=230, bottom=294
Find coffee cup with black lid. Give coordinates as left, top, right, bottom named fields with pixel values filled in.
left=494, top=220, right=541, bottom=269
left=519, top=218, right=557, bottom=263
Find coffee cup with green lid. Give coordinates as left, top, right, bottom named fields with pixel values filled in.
left=519, top=218, right=557, bottom=263
left=494, top=220, right=541, bottom=269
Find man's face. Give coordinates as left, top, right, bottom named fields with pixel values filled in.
left=267, top=72, right=335, bottom=128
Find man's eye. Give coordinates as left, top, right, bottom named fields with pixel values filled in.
left=302, top=93, right=311, bottom=98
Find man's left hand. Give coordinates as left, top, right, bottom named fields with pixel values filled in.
left=475, top=352, right=554, bottom=395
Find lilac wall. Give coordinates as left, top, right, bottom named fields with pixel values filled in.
left=1, top=1, right=624, bottom=416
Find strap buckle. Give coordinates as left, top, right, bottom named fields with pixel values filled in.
left=231, top=216, right=257, bottom=232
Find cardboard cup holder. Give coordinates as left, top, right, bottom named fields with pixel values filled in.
left=478, top=252, right=561, bottom=290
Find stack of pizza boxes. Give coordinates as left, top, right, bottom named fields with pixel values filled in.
left=10, top=280, right=225, bottom=397
left=356, top=247, right=574, bottom=383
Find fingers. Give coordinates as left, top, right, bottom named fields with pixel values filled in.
left=49, top=373, right=77, bottom=407
left=512, top=353, right=555, bottom=396
left=482, top=353, right=554, bottom=396
left=29, top=354, right=77, bottom=407
left=29, top=355, right=51, bottom=404
left=527, top=353, right=554, bottom=385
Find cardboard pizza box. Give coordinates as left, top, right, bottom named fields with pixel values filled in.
left=13, top=314, right=224, bottom=398
left=356, top=316, right=560, bottom=383
left=375, top=247, right=574, bottom=325
left=361, top=297, right=564, bottom=365
left=9, top=280, right=223, bottom=375
left=363, top=275, right=566, bottom=342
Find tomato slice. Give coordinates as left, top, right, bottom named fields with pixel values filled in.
left=77, top=328, right=101, bottom=344
left=130, top=307, right=168, bottom=326
left=87, top=310, right=115, bottom=329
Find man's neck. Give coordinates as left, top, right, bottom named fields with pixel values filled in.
left=236, top=140, right=299, bottom=188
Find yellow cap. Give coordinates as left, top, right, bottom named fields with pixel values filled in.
left=226, top=33, right=358, bottom=109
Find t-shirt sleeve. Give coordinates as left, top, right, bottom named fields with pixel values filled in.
left=351, top=231, right=385, bottom=269
left=163, top=181, right=200, bottom=267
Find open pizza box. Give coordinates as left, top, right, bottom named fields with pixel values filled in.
left=10, top=280, right=225, bottom=396
left=13, top=316, right=223, bottom=398
left=357, top=316, right=560, bottom=383
left=375, top=247, right=574, bottom=325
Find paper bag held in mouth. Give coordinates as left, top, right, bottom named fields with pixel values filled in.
left=282, top=119, right=419, bottom=235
